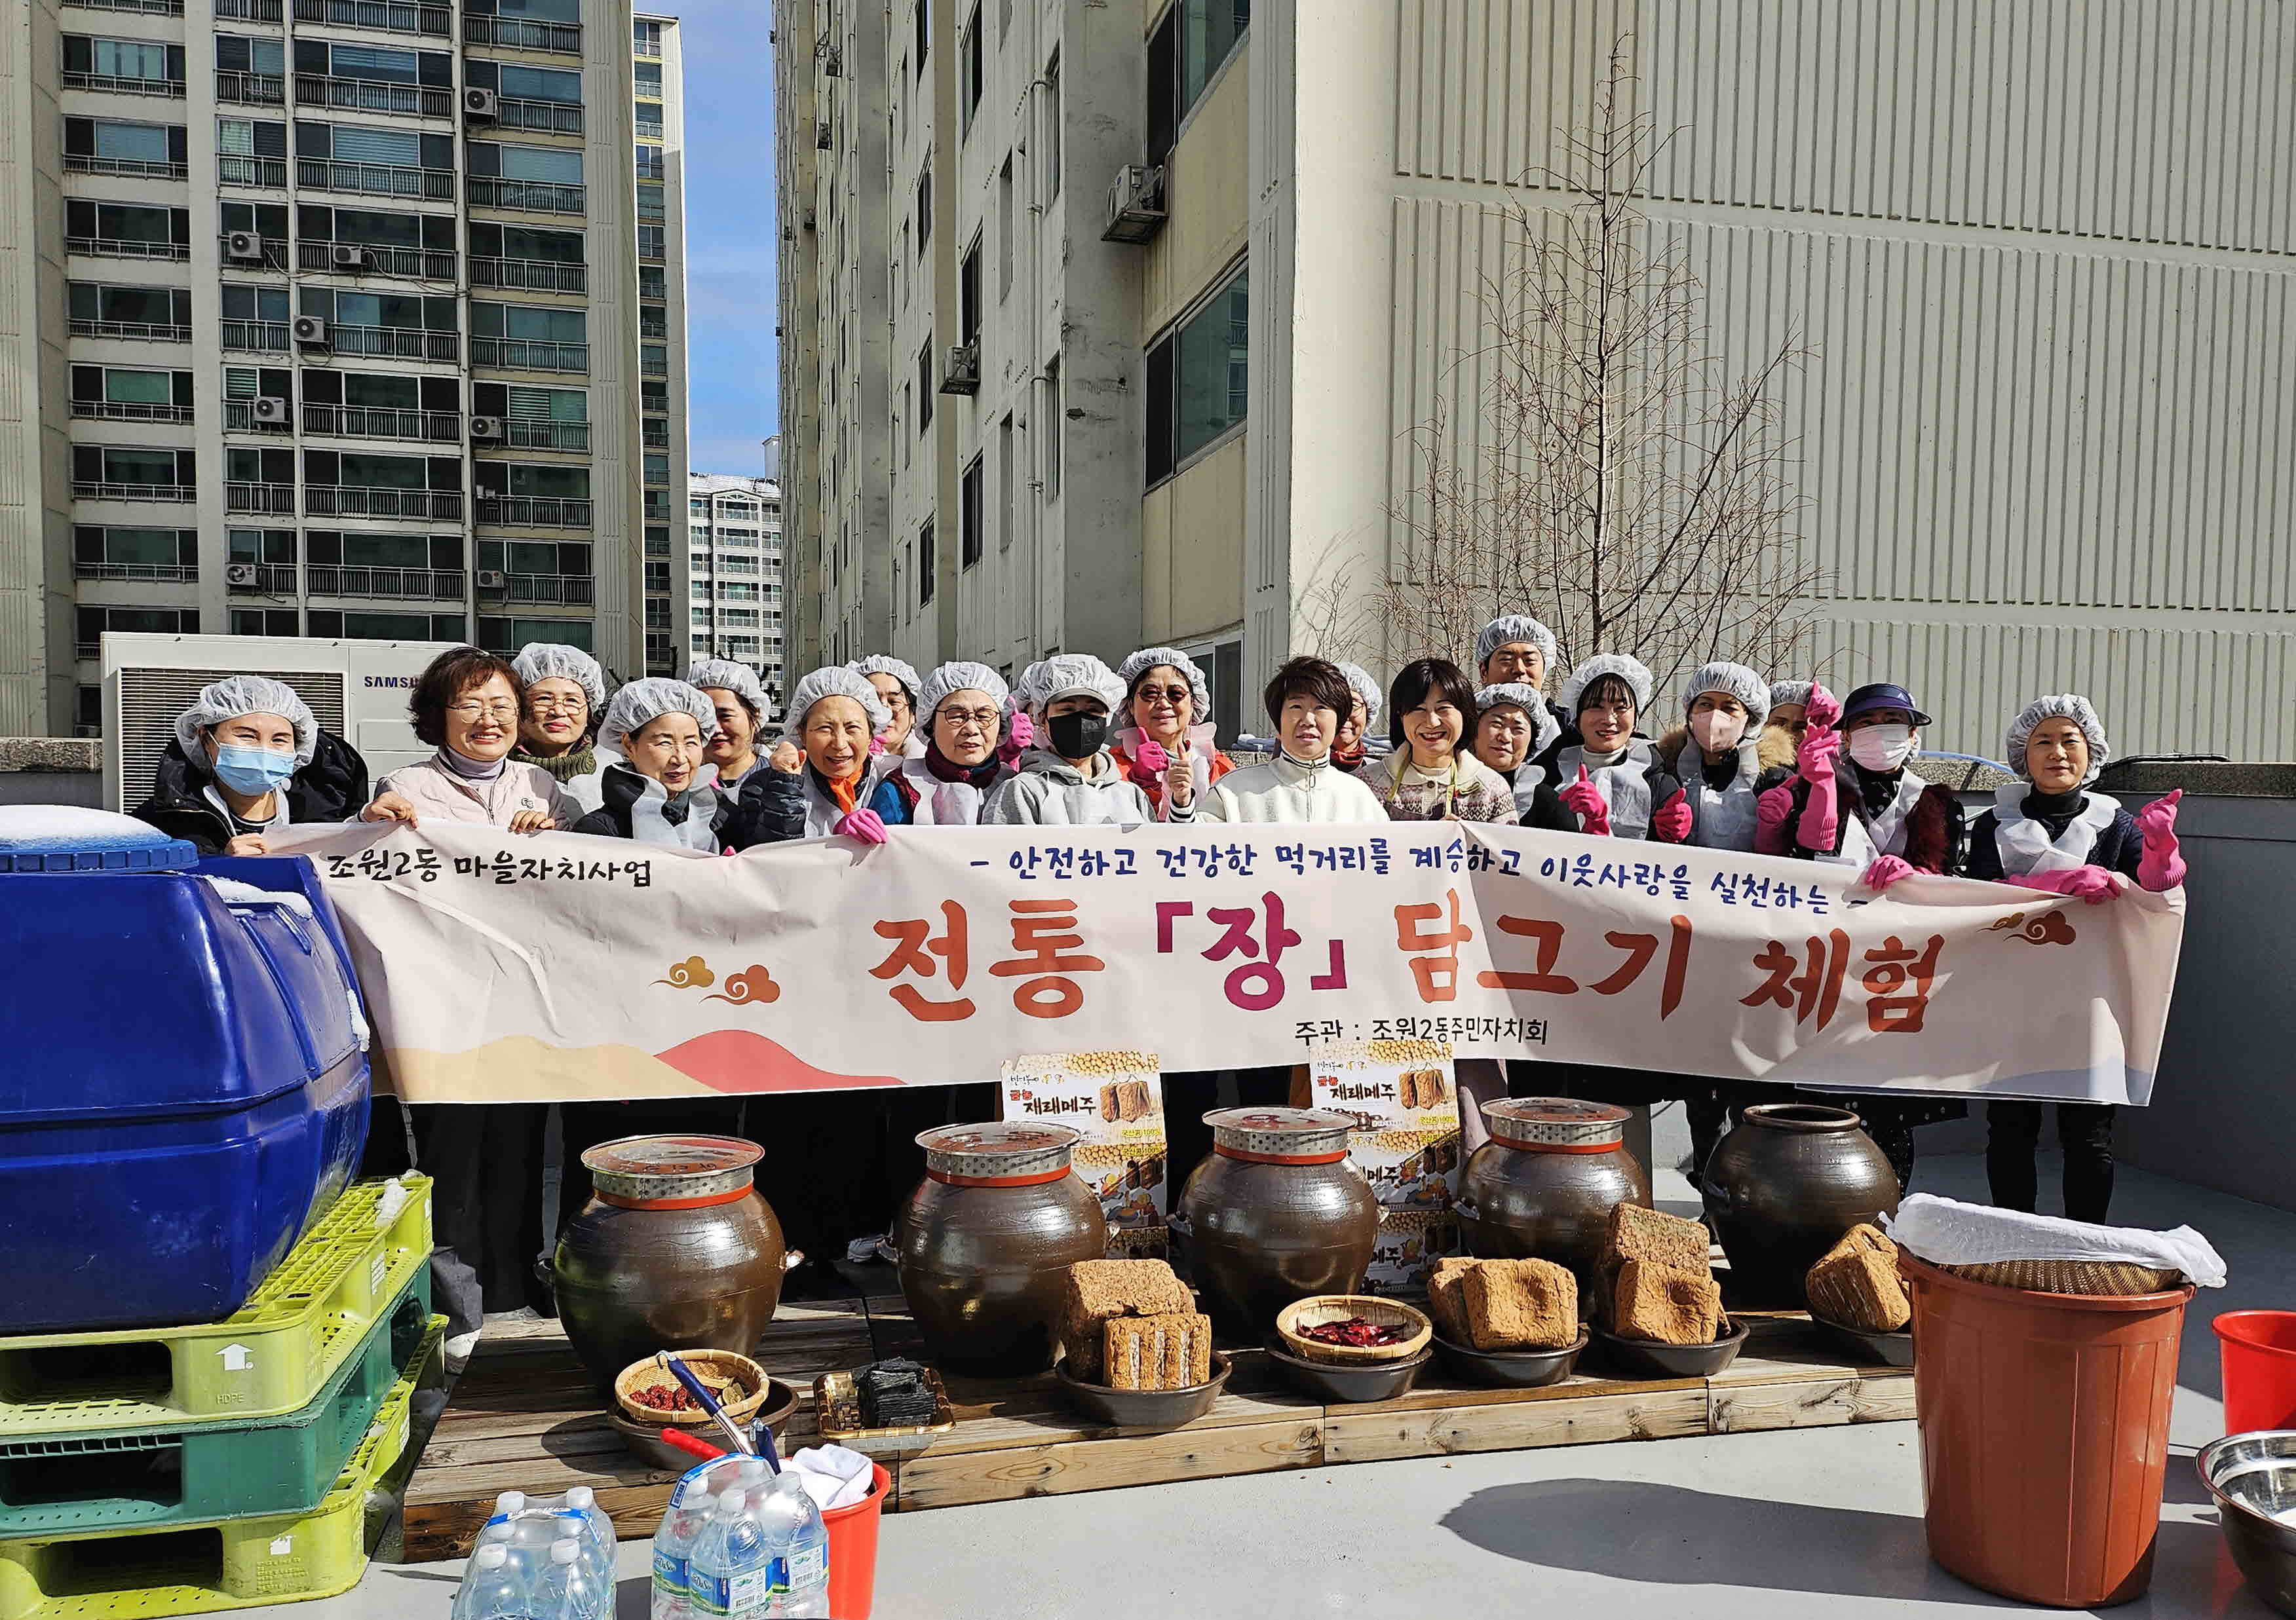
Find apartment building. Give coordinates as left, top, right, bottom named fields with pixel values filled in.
left=686, top=470, right=784, bottom=698
left=632, top=9, right=687, bottom=675
left=777, top=2, right=2296, bottom=758
left=0, top=0, right=691, bottom=736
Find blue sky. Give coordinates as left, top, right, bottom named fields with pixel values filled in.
left=675, top=1, right=780, bottom=477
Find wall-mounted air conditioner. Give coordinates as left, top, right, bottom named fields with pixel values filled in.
left=225, top=229, right=265, bottom=261
left=468, top=416, right=502, bottom=440
left=938, top=341, right=981, bottom=396
left=252, top=396, right=291, bottom=424
left=1101, top=163, right=1168, bottom=244
left=330, top=243, right=374, bottom=271
left=224, top=563, right=259, bottom=586
left=463, top=87, right=499, bottom=119
left=291, top=314, right=329, bottom=347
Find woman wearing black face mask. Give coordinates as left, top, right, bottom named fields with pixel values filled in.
left=983, top=654, right=1175, bottom=825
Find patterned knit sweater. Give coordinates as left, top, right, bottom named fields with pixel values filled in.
left=1377, top=751, right=1519, bottom=823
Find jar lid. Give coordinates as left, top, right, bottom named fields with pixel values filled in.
left=919, top=1122, right=1080, bottom=1185
left=1483, top=1097, right=1630, bottom=1151
left=581, top=1135, right=760, bottom=1207
left=0, top=806, right=199, bottom=875
left=1206, top=1106, right=1356, bottom=1164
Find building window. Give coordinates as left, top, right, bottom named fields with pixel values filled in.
left=75, top=525, right=198, bottom=581
left=915, top=163, right=931, bottom=257
left=1043, top=354, right=1061, bottom=499
left=633, top=19, right=662, bottom=56
left=1043, top=50, right=1060, bottom=202
left=77, top=606, right=199, bottom=658
left=232, top=608, right=299, bottom=637
left=960, top=455, right=984, bottom=568
left=960, top=5, right=982, bottom=132
left=998, top=415, right=1014, bottom=551
left=1149, top=0, right=1250, bottom=166
left=917, top=338, right=934, bottom=432
left=998, top=156, right=1014, bottom=301
left=914, top=0, right=927, bottom=74
left=1146, top=260, right=1248, bottom=485
left=917, top=519, right=934, bottom=605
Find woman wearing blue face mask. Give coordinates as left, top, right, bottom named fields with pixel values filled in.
left=134, top=676, right=353, bottom=856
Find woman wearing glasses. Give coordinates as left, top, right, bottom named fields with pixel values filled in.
left=882, top=662, right=1020, bottom=824
left=1534, top=654, right=1689, bottom=844
left=362, top=646, right=579, bottom=832
left=508, top=642, right=609, bottom=812
left=1113, top=647, right=1235, bottom=819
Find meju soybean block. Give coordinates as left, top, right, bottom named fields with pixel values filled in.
left=1806, top=1247, right=1911, bottom=1332
left=1426, top=1257, right=1476, bottom=1341
left=1058, top=1259, right=1193, bottom=1382
left=1458, top=1258, right=1578, bottom=1351
left=1611, top=1260, right=1723, bottom=1346
left=1606, top=1201, right=1712, bottom=1275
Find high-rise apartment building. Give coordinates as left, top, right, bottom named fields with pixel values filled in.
left=631, top=9, right=687, bottom=675
left=686, top=471, right=784, bottom=699
left=775, top=1, right=2296, bottom=758
left=0, top=0, right=690, bottom=736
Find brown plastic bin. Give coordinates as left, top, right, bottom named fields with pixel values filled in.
left=1902, top=1253, right=2194, bottom=1608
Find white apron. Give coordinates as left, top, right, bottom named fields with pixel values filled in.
left=1990, top=787, right=2119, bottom=876
left=895, top=756, right=998, bottom=826
left=627, top=776, right=723, bottom=851
left=1820, top=768, right=1928, bottom=869
left=1683, top=740, right=1763, bottom=853
left=1557, top=742, right=1656, bottom=839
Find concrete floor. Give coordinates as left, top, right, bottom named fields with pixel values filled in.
left=237, top=1123, right=2296, bottom=1619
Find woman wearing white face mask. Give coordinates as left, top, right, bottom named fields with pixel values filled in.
left=1652, top=663, right=1796, bottom=852
left=1778, top=681, right=1965, bottom=884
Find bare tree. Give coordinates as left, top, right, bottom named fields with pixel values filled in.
left=1381, top=43, right=1826, bottom=691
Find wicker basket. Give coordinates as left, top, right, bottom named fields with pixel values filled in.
left=1274, top=1296, right=1432, bottom=1366
left=1939, top=1258, right=2183, bottom=1298
left=613, top=1348, right=771, bottom=1427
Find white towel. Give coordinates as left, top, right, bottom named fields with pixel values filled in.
left=787, top=1443, right=875, bottom=1509
left=1883, top=1193, right=2226, bottom=1287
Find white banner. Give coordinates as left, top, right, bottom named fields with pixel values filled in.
left=270, top=819, right=2185, bottom=1108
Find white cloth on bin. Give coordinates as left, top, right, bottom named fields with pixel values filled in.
left=787, top=1444, right=875, bottom=1511
left=1881, top=1193, right=2226, bottom=1288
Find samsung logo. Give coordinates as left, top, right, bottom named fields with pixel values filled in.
left=363, top=675, right=417, bottom=688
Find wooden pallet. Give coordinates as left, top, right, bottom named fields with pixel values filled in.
left=397, top=1296, right=1912, bottom=1562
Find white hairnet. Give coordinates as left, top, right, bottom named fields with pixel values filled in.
left=1680, top=662, right=1772, bottom=720
left=597, top=677, right=718, bottom=753
left=1475, top=683, right=1546, bottom=717
left=849, top=654, right=923, bottom=707
left=175, top=675, right=317, bottom=766
left=1767, top=680, right=1814, bottom=714
left=1117, top=647, right=1210, bottom=721
left=1474, top=616, right=1558, bottom=679
left=1335, top=662, right=1385, bottom=724
left=685, top=659, right=773, bottom=727
left=784, top=666, right=892, bottom=739
left=917, top=661, right=1010, bottom=721
left=1011, top=654, right=1126, bottom=725
left=2005, top=693, right=2111, bottom=785
left=1559, top=654, right=1655, bottom=716
left=512, top=643, right=606, bottom=712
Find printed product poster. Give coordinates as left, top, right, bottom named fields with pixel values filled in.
left=1309, top=1038, right=1463, bottom=1291
left=1001, top=1051, right=1169, bottom=1258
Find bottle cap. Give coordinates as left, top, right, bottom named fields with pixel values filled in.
left=551, top=1539, right=581, bottom=1564
left=495, top=1491, right=526, bottom=1513
left=685, top=1490, right=714, bottom=1515
left=566, top=1485, right=595, bottom=1511
left=473, top=1544, right=508, bottom=1570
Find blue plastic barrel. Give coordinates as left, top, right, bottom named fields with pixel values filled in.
left=0, top=808, right=371, bottom=1332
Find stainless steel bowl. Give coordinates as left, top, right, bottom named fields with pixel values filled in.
left=2197, top=1429, right=2296, bottom=1619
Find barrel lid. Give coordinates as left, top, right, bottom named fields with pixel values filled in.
left=0, top=806, right=199, bottom=875
left=1206, top=1106, right=1357, bottom=1162
left=581, top=1135, right=760, bottom=1204
left=917, top=1121, right=1080, bottom=1183
left=1483, top=1097, right=1630, bottom=1150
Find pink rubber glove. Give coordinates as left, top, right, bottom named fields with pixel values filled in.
left=868, top=735, right=887, bottom=757
left=835, top=808, right=888, bottom=845
left=1136, top=740, right=1170, bottom=774
left=1794, top=724, right=1841, bottom=853
left=1650, top=789, right=1692, bottom=844
left=1861, top=854, right=1915, bottom=892
left=1557, top=764, right=1611, bottom=837
left=999, top=711, right=1034, bottom=765
left=1806, top=682, right=1842, bottom=730
left=1753, top=784, right=1794, bottom=855
left=2135, top=788, right=2186, bottom=892
left=2006, top=866, right=2124, bottom=905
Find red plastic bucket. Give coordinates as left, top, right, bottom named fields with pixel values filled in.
left=822, top=1461, right=891, bottom=1619
left=2215, top=1310, right=2296, bottom=1435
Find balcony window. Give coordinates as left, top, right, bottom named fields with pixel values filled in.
left=225, top=528, right=297, bottom=594
left=960, top=453, right=983, bottom=567
left=69, top=281, right=189, bottom=341
left=64, top=117, right=187, bottom=178
left=74, top=524, right=197, bottom=582
left=293, top=0, right=451, bottom=39
left=213, top=34, right=285, bottom=104
left=467, top=0, right=581, bottom=52
left=62, top=35, right=185, bottom=95
left=640, top=265, right=665, bottom=301
left=632, top=18, right=661, bottom=55
left=1145, top=259, right=1248, bottom=484
left=216, top=117, right=288, bottom=186
left=643, top=453, right=668, bottom=485
left=294, top=122, right=455, bottom=198
left=634, top=60, right=661, bottom=98
left=637, top=181, right=664, bottom=221
left=474, top=382, right=589, bottom=449
left=296, top=204, right=457, bottom=278
left=292, top=41, right=453, bottom=117
left=74, top=445, right=197, bottom=502
left=231, top=608, right=299, bottom=637
left=72, top=364, right=193, bottom=423
left=225, top=445, right=296, bottom=511
left=638, top=224, right=664, bottom=262
left=467, top=61, right=585, bottom=132
left=470, top=300, right=586, bottom=370
left=301, top=368, right=461, bottom=440
left=218, top=199, right=290, bottom=269
left=66, top=199, right=189, bottom=260
left=468, top=223, right=586, bottom=292
left=305, top=530, right=464, bottom=599
left=634, top=143, right=662, bottom=181
left=634, top=100, right=662, bottom=140
left=641, top=343, right=666, bottom=377
left=476, top=461, right=591, bottom=527
left=467, top=141, right=584, bottom=214
left=309, top=609, right=466, bottom=639
left=480, top=616, right=593, bottom=653
left=78, top=605, right=199, bottom=658
left=303, top=450, right=463, bottom=518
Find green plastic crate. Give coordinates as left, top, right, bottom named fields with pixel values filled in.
left=0, top=1277, right=436, bottom=1535
left=0, top=1317, right=438, bottom=1620
left=0, top=1177, right=432, bottom=1437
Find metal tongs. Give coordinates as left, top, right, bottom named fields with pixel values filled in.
left=655, top=1350, right=774, bottom=1464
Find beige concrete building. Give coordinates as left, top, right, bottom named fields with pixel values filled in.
left=685, top=470, right=784, bottom=697
left=0, top=0, right=691, bottom=736
left=777, top=1, right=2296, bottom=758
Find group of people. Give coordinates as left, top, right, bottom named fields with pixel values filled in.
left=134, top=617, right=2188, bottom=1351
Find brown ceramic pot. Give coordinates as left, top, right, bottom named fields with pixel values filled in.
left=553, top=1135, right=792, bottom=1393
left=1700, top=1102, right=1901, bottom=1305
left=1460, top=1097, right=1650, bottom=1306
left=1176, top=1108, right=1379, bottom=1337
left=894, top=1123, right=1108, bottom=1377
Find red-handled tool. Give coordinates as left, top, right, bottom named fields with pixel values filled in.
left=659, top=1426, right=725, bottom=1461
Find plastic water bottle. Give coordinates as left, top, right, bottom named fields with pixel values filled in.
left=689, top=1492, right=771, bottom=1618
left=651, top=1488, right=714, bottom=1620
left=562, top=1484, right=618, bottom=1574
left=532, top=1537, right=609, bottom=1620
left=449, top=1544, right=531, bottom=1620
left=768, top=1473, right=831, bottom=1619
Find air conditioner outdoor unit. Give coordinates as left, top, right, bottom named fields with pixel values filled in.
left=225, top=229, right=265, bottom=261
left=476, top=569, right=508, bottom=590
left=252, top=396, right=291, bottom=424
left=815, top=121, right=832, bottom=150
left=803, top=208, right=816, bottom=231
left=1100, top=162, right=1168, bottom=244
left=100, top=633, right=464, bottom=812
left=463, top=86, right=499, bottom=119
left=225, top=563, right=259, bottom=586
left=330, top=243, right=373, bottom=271
left=820, top=44, right=843, bottom=77
left=291, top=315, right=329, bottom=347
left=938, top=340, right=981, bottom=396
left=468, top=415, right=503, bottom=440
